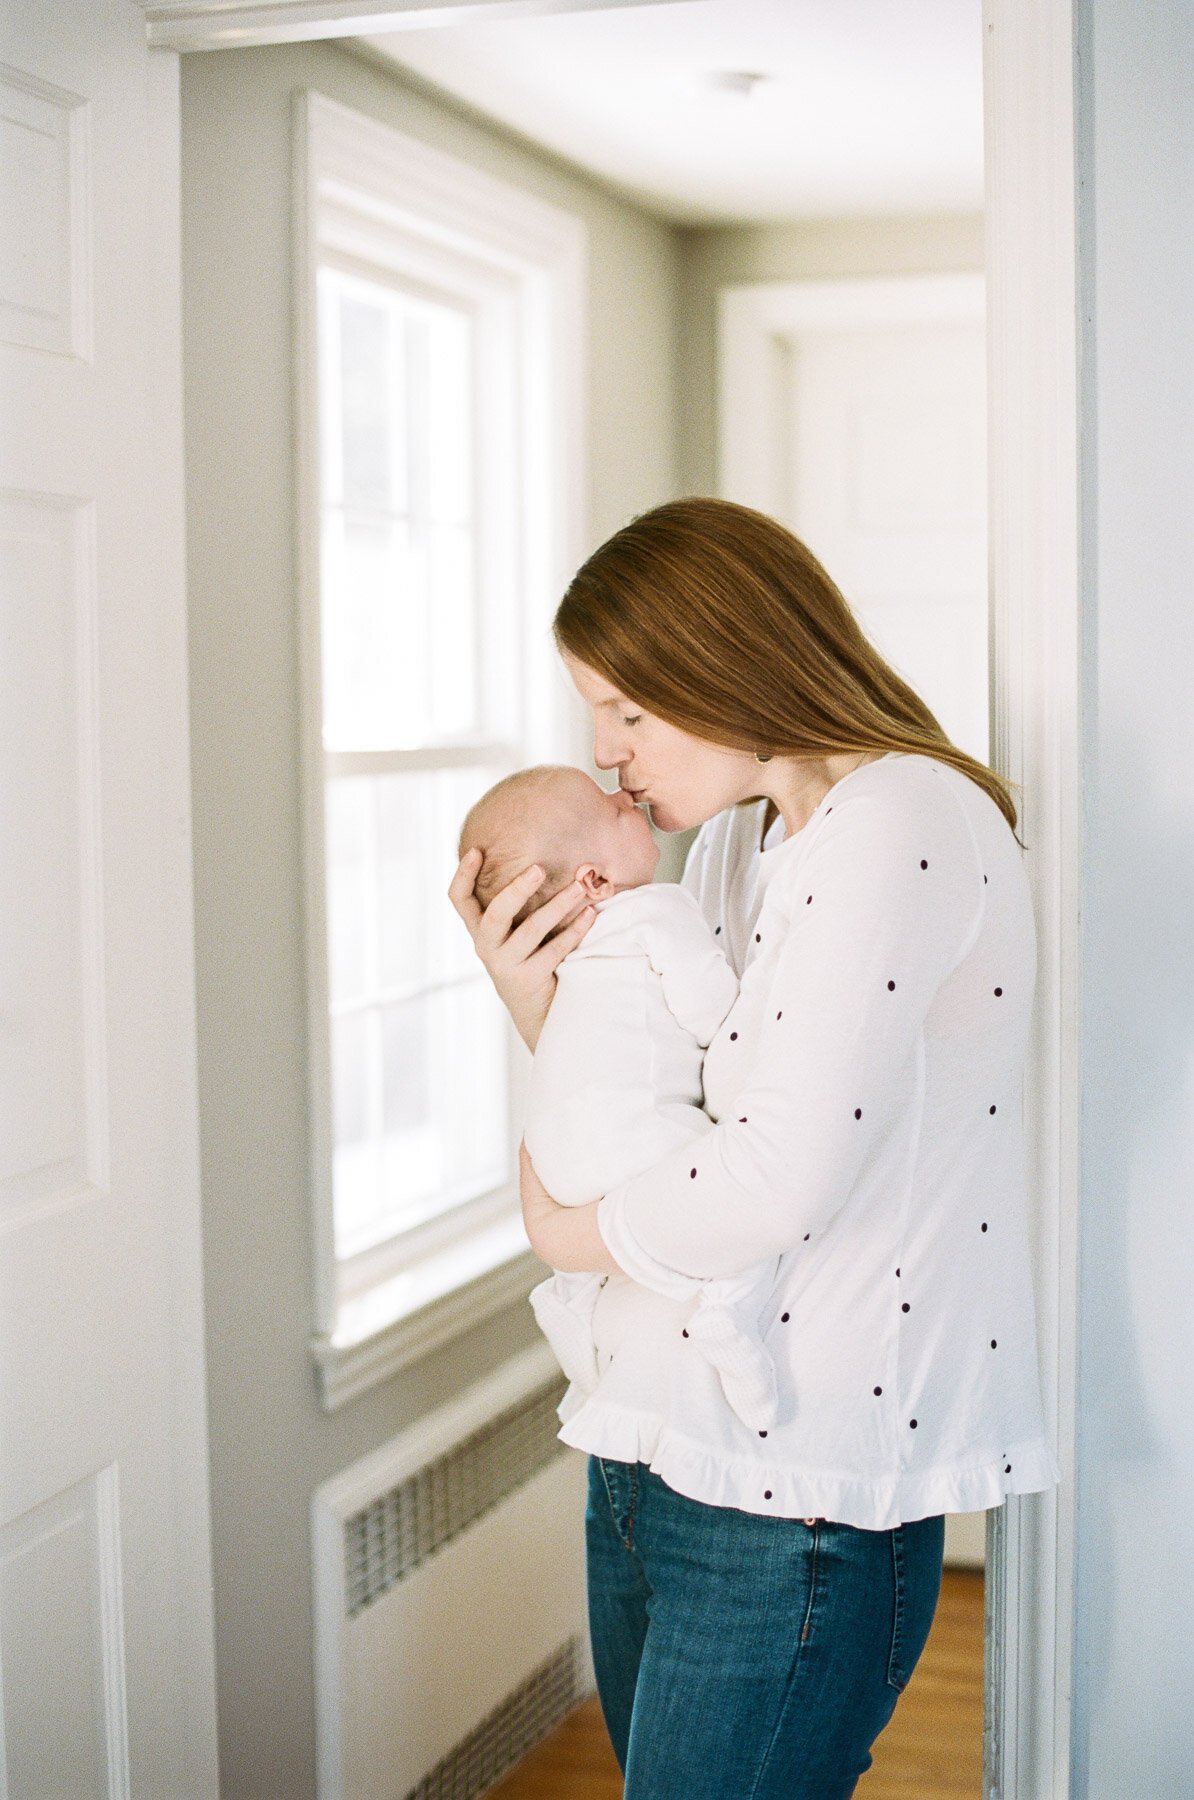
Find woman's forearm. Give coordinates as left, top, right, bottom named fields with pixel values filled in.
left=519, top=1141, right=621, bottom=1273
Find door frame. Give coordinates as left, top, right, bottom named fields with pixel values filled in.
left=139, top=2, right=1081, bottom=1795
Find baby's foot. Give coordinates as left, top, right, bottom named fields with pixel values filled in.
left=685, top=1302, right=779, bottom=1431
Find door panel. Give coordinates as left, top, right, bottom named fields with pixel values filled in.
left=0, top=2, right=217, bottom=1789
left=786, top=320, right=989, bottom=761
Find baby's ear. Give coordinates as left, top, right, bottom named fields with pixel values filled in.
left=574, top=863, right=612, bottom=900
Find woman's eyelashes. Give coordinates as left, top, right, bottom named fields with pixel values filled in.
left=622, top=714, right=641, bottom=727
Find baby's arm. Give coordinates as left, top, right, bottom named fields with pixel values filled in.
left=643, top=886, right=739, bottom=1046
left=639, top=889, right=782, bottom=1303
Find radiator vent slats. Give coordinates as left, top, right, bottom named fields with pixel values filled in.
left=403, top=1638, right=583, bottom=1800
left=344, top=1374, right=567, bottom=1616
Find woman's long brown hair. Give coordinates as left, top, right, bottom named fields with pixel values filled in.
left=553, top=497, right=1018, bottom=833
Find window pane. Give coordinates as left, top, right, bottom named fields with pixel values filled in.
left=419, top=303, right=472, bottom=525
left=331, top=1009, right=376, bottom=1253
left=325, top=778, right=370, bottom=1006
left=317, top=266, right=409, bottom=514
left=432, top=977, right=508, bottom=1199
left=377, top=980, right=508, bottom=1235
left=375, top=764, right=498, bottom=992
left=320, top=512, right=431, bottom=751
left=427, top=523, right=477, bottom=740
left=317, top=263, right=482, bottom=751
left=325, top=765, right=497, bottom=1003
left=326, top=763, right=512, bottom=1254
left=374, top=772, right=429, bottom=996
left=339, top=291, right=395, bottom=510
left=332, top=979, right=509, bottom=1257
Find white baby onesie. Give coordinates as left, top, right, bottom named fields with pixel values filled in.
left=525, top=882, right=782, bottom=1431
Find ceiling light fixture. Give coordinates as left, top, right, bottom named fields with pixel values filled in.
left=707, top=70, right=770, bottom=100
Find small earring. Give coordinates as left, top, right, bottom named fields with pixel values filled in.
left=755, top=751, right=773, bottom=765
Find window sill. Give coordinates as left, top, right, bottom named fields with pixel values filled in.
left=311, top=1211, right=541, bottom=1411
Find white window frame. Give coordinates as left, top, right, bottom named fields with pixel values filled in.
left=294, top=91, right=587, bottom=1409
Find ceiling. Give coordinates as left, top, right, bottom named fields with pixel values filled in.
left=363, top=0, right=984, bottom=226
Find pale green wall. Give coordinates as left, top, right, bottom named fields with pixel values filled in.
left=676, top=213, right=986, bottom=495
left=181, top=41, right=681, bottom=1799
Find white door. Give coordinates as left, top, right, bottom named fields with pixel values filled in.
left=784, top=320, right=989, bottom=762
left=0, top=2, right=218, bottom=1792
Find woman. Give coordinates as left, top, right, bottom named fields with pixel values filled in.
left=449, top=498, right=1059, bottom=1799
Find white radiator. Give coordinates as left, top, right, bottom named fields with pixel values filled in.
left=312, top=1341, right=594, bottom=1800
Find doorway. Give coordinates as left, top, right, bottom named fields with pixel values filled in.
left=172, top=3, right=1080, bottom=1800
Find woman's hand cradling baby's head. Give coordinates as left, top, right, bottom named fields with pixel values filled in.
left=447, top=849, right=596, bottom=1052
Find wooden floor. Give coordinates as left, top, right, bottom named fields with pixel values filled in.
left=488, top=1569, right=983, bottom=1800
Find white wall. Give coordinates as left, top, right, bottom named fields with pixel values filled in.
left=1073, top=1, right=1194, bottom=1790
left=180, top=42, right=681, bottom=1798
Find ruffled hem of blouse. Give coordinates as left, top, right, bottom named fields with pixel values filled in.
left=556, top=1391, right=1061, bottom=1530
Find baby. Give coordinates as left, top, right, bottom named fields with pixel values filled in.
left=458, top=764, right=780, bottom=1432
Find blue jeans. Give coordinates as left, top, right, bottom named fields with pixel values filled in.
left=585, top=1457, right=946, bottom=1800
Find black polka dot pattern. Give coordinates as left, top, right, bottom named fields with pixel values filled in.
left=677, top=778, right=1030, bottom=1498
left=682, top=1328, right=688, bottom=1338
left=714, top=925, right=722, bottom=935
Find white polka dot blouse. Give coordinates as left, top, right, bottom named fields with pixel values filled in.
left=558, top=752, right=1061, bottom=1528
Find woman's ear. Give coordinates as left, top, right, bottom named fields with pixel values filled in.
left=574, top=863, right=613, bottom=901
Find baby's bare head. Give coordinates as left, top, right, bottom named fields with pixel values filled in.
left=458, top=765, right=608, bottom=924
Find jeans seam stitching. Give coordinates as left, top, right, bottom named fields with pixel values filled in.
left=799, top=1520, right=820, bottom=1644
left=597, top=1457, right=617, bottom=1532
left=887, top=1525, right=907, bottom=1690
left=747, top=1520, right=820, bottom=1800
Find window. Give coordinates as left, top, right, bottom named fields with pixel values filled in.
left=297, top=94, right=585, bottom=1406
